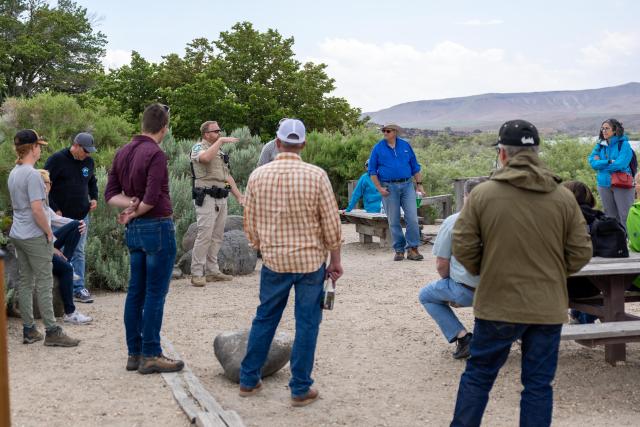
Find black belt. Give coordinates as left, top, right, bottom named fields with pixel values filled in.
left=460, top=283, right=476, bottom=293
left=382, top=177, right=412, bottom=184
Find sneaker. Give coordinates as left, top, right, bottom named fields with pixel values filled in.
left=239, top=381, right=263, bottom=397
left=394, top=251, right=405, bottom=261
left=63, top=310, right=93, bottom=325
left=138, top=354, right=184, bottom=374
left=291, top=388, right=320, bottom=407
left=191, top=276, right=206, bottom=287
left=206, top=272, right=233, bottom=282
left=23, top=326, right=44, bottom=344
left=74, top=288, right=94, bottom=303
left=406, top=247, right=424, bottom=261
left=126, top=354, right=141, bottom=371
left=44, top=326, right=80, bottom=347
left=453, top=333, right=472, bottom=359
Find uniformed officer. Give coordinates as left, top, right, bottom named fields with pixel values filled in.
left=190, top=121, right=244, bottom=287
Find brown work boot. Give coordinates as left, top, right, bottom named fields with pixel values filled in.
left=191, top=275, right=206, bottom=287
left=239, top=381, right=263, bottom=397
left=291, top=388, right=320, bottom=407
left=138, top=354, right=184, bottom=374
left=126, top=354, right=141, bottom=371
left=394, top=251, right=405, bottom=261
left=23, top=326, right=43, bottom=344
left=44, top=326, right=80, bottom=347
left=406, top=247, right=424, bottom=261
left=206, top=272, right=233, bottom=282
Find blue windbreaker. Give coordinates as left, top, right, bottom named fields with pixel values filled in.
left=588, top=135, right=633, bottom=188
left=346, top=173, right=382, bottom=213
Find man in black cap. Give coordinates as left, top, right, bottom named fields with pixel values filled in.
left=449, top=120, right=592, bottom=427
left=44, top=132, right=98, bottom=303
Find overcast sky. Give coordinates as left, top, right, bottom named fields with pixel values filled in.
left=73, top=0, right=640, bottom=112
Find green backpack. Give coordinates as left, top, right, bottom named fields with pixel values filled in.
left=627, top=202, right=640, bottom=252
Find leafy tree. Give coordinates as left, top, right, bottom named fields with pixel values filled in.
left=0, top=0, right=106, bottom=102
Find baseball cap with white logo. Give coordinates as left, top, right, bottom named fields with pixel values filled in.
left=276, top=119, right=306, bottom=144
left=494, top=119, right=540, bottom=146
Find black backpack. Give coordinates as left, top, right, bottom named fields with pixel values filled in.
left=590, top=212, right=629, bottom=258
left=617, top=140, right=638, bottom=178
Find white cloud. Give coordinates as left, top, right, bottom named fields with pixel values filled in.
left=579, top=31, right=639, bottom=66
left=103, top=49, right=132, bottom=70
left=307, top=38, right=582, bottom=111
left=459, top=19, right=503, bottom=26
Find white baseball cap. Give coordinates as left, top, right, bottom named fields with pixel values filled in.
left=276, top=118, right=306, bottom=144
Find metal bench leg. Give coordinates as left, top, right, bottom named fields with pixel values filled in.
left=603, top=275, right=627, bottom=365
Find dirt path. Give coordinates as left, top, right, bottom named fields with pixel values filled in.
left=8, top=224, right=640, bottom=426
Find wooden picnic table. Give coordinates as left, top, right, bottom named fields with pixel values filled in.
left=568, top=252, right=640, bottom=365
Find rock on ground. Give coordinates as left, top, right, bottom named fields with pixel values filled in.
left=213, top=330, right=292, bottom=383
left=182, top=215, right=245, bottom=253
left=218, top=230, right=257, bottom=275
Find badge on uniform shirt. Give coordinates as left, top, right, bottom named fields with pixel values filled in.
left=82, top=166, right=89, bottom=177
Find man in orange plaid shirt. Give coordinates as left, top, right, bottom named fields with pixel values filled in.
left=239, top=118, right=343, bottom=407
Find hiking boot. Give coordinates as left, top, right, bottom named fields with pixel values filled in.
left=291, top=388, right=319, bottom=407
left=74, top=288, right=94, bottom=303
left=126, top=354, right=141, bottom=371
left=63, top=310, right=93, bottom=325
left=406, top=247, right=424, bottom=261
left=23, top=326, right=43, bottom=344
left=44, top=326, right=80, bottom=347
left=239, top=381, right=263, bottom=397
left=191, top=276, right=206, bottom=287
left=138, top=354, right=184, bottom=374
left=453, top=333, right=472, bottom=359
left=206, top=272, right=233, bottom=282
left=394, top=251, right=405, bottom=261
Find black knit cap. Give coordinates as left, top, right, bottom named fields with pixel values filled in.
left=494, top=119, right=540, bottom=146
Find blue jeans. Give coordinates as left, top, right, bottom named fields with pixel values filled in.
left=124, top=218, right=177, bottom=357
left=52, top=254, right=75, bottom=315
left=381, top=180, right=420, bottom=252
left=451, top=319, right=562, bottom=427
left=240, top=264, right=325, bottom=398
left=70, top=215, right=89, bottom=293
left=53, top=220, right=81, bottom=260
left=418, top=278, right=474, bottom=343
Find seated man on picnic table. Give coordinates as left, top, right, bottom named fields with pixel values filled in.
left=418, top=177, right=487, bottom=359
left=344, top=159, right=382, bottom=213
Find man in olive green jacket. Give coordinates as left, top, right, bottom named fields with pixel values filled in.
left=449, top=120, right=592, bottom=427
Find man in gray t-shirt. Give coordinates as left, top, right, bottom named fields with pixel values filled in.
left=256, top=118, right=288, bottom=167
left=8, top=129, right=79, bottom=347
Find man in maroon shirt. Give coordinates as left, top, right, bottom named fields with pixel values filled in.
left=105, top=103, right=184, bottom=374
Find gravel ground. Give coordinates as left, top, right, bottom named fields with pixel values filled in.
left=8, top=224, right=640, bottom=426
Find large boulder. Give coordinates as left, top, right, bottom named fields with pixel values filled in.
left=182, top=216, right=245, bottom=253
left=214, top=330, right=292, bottom=383
left=181, top=223, right=198, bottom=253
left=218, top=230, right=257, bottom=275
left=11, top=276, right=65, bottom=319
left=177, top=250, right=192, bottom=276
left=224, top=215, right=244, bottom=232
left=3, top=244, right=20, bottom=316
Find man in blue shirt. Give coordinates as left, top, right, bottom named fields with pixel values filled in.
left=345, top=160, right=382, bottom=213
left=368, top=124, right=424, bottom=261
left=418, top=177, right=487, bottom=359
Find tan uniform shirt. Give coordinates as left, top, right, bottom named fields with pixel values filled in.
left=243, top=152, right=342, bottom=273
left=190, top=139, right=229, bottom=188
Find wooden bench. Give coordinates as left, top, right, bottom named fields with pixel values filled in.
left=561, top=321, right=640, bottom=347
left=340, top=210, right=423, bottom=247
left=418, top=194, right=454, bottom=223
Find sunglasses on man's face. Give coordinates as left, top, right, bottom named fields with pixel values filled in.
left=206, top=129, right=222, bottom=134
left=382, top=129, right=395, bottom=134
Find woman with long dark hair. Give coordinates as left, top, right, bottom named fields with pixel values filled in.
left=588, top=118, right=635, bottom=228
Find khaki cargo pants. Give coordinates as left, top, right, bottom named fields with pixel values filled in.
left=190, top=195, right=227, bottom=277
left=11, top=235, right=56, bottom=330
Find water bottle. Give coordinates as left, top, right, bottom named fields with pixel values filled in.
left=321, top=279, right=335, bottom=310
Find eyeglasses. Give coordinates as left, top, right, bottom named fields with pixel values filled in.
left=382, top=129, right=395, bottom=134
left=205, top=129, right=221, bottom=134
left=601, top=127, right=612, bottom=131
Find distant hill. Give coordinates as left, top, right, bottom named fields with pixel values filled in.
left=364, top=82, right=640, bottom=135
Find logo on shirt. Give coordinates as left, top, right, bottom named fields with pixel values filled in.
left=82, top=167, right=89, bottom=177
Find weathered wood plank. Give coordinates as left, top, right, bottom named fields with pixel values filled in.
left=573, top=263, right=640, bottom=277
left=561, top=320, right=640, bottom=340
left=162, top=372, right=200, bottom=422
left=195, top=411, right=227, bottom=427
left=221, top=410, right=246, bottom=427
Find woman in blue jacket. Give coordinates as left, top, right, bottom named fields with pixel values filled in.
left=588, top=118, right=635, bottom=228
left=345, top=160, right=382, bottom=213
